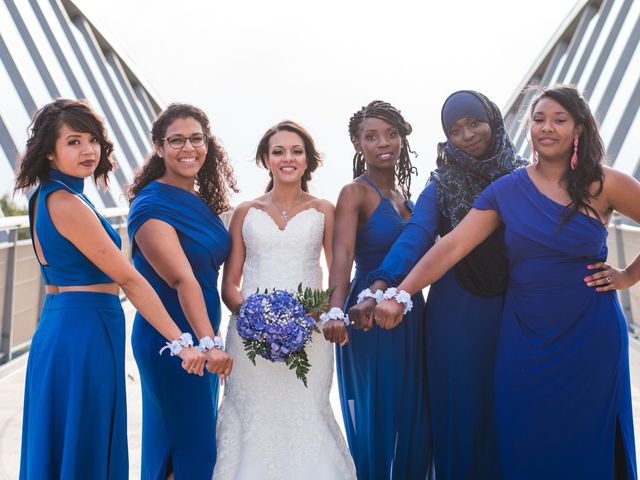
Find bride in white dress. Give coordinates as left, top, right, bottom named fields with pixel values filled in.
left=214, top=121, right=356, bottom=479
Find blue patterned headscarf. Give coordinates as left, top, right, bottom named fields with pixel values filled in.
left=431, top=90, right=527, bottom=228
left=430, top=90, right=527, bottom=296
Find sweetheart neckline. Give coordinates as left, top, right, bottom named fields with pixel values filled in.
left=246, top=206, right=325, bottom=232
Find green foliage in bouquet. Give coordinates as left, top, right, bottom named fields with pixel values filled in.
left=234, top=284, right=335, bottom=387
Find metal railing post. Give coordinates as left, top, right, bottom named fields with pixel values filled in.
left=1, top=229, right=17, bottom=364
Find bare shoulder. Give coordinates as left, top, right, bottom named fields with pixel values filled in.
left=602, top=165, right=634, bottom=186
left=231, top=198, right=266, bottom=220
left=228, top=200, right=257, bottom=230
left=601, top=165, right=640, bottom=196
left=307, top=197, right=334, bottom=216
left=601, top=165, right=640, bottom=207
left=46, top=189, right=94, bottom=222
left=336, top=179, right=368, bottom=205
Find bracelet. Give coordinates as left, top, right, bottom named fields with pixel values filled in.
left=381, top=287, right=413, bottom=314
left=356, top=288, right=384, bottom=304
left=159, top=332, right=194, bottom=356
left=197, top=335, right=225, bottom=352
left=320, top=307, right=351, bottom=327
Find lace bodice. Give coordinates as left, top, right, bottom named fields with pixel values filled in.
left=241, top=207, right=324, bottom=295
left=214, top=205, right=355, bottom=479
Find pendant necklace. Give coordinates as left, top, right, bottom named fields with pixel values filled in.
left=270, top=190, right=304, bottom=222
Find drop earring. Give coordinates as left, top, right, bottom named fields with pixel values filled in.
left=570, top=137, right=579, bottom=170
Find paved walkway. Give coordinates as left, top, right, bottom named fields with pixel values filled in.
left=1, top=303, right=640, bottom=478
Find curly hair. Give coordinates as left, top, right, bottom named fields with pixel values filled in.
left=348, top=100, right=418, bottom=199
left=14, top=98, right=115, bottom=193
left=127, top=103, right=238, bottom=214
left=528, top=84, right=605, bottom=222
left=255, top=120, right=322, bottom=193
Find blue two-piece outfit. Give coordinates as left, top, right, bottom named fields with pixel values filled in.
left=21, top=169, right=127, bottom=479
left=474, top=168, right=637, bottom=479
left=128, top=181, right=231, bottom=479
left=336, top=175, right=432, bottom=479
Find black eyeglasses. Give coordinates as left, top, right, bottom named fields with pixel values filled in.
left=161, top=133, right=208, bottom=149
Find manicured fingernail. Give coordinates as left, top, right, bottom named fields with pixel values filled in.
left=584, top=277, right=589, bottom=282
left=587, top=265, right=593, bottom=269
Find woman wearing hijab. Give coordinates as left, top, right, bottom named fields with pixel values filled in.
left=374, top=85, right=639, bottom=479
left=349, top=91, right=527, bottom=479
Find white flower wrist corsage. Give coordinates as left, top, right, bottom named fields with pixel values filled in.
left=381, top=287, right=413, bottom=314
left=159, top=332, right=194, bottom=356
left=320, top=307, right=351, bottom=327
left=356, top=288, right=384, bottom=304
left=197, top=335, right=225, bottom=352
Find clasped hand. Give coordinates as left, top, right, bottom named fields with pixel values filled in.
left=177, top=347, right=233, bottom=378
left=178, top=347, right=206, bottom=376
left=322, top=320, right=349, bottom=346
left=347, top=297, right=404, bottom=330
left=204, top=348, right=233, bottom=379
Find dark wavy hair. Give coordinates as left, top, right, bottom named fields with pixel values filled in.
left=255, top=120, right=322, bottom=193
left=528, top=84, right=605, bottom=222
left=127, top=103, right=238, bottom=214
left=348, top=100, right=418, bottom=199
left=14, top=98, right=115, bottom=193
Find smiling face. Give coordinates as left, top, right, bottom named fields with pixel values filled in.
left=448, top=117, right=493, bottom=159
left=264, top=130, right=308, bottom=186
left=530, top=97, right=582, bottom=163
left=49, top=123, right=102, bottom=178
left=156, top=116, right=208, bottom=183
left=353, top=117, right=402, bottom=170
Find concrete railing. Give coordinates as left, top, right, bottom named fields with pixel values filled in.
left=0, top=208, right=129, bottom=365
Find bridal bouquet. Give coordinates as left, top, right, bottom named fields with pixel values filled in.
left=235, top=284, right=332, bottom=387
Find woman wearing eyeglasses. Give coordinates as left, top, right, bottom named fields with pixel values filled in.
left=127, top=103, right=237, bottom=479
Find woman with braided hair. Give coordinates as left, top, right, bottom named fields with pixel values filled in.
left=324, top=100, right=432, bottom=479
left=348, top=91, right=527, bottom=479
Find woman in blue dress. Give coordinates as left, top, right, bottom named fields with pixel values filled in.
left=127, top=103, right=236, bottom=479
left=350, top=91, right=526, bottom=479
left=16, top=99, right=205, bottom=480
left=375, top=85, right=640, bottom=479
left=323, top=100, right=432, bottom=479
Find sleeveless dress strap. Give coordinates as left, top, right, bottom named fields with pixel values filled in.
left=361, top=175, right=384, bottom=198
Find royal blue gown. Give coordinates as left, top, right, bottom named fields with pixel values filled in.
left=474, top=167, right=637, bottom=479
left=370, top=181, right=503, bottom=479
left=21, top=169, right=127, bottom=479
left=128, top=181, right=231, bottom=480
left=336, top=176, right=431, bottom=479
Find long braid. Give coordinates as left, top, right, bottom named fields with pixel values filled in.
left=348, top=100, right=417, bottom=198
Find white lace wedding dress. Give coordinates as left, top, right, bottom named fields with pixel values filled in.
left=213, top=207, right=356, bottom=480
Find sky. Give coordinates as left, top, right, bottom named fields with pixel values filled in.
left=75, top=0, right=579, bottom=203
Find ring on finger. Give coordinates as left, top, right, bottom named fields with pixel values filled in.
left=606, top=276, right=612, bottom=283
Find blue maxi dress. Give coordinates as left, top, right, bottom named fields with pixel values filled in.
left=370, top=180, right=503, bottom=479
left=474, top=167, right=637, bottom=479
left=128, top=181, right=231, bottom=479
left=21, top=169, right=128, bottom=479
left=336, top=175, right=431, bottom=479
